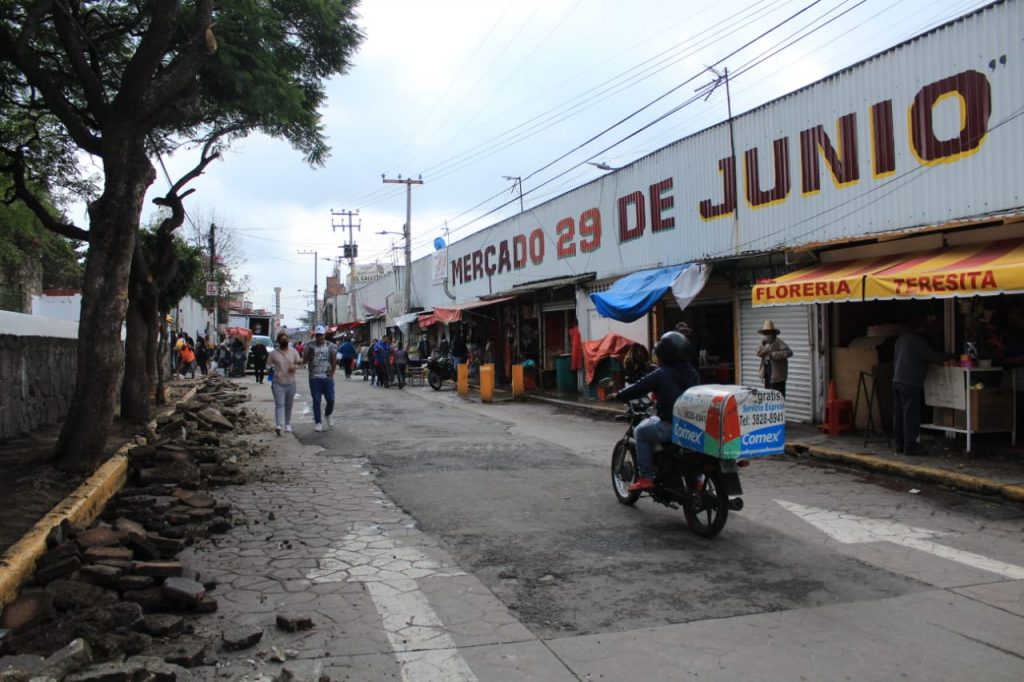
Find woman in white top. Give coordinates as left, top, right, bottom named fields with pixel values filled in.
left=267, top=331, right=302, bottom=435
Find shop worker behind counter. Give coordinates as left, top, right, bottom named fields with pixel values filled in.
left=606, top=332, right=701, bottom=494
left=893, top=319, right=953, bottom=456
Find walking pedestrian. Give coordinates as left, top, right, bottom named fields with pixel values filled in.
left=394, top=341, right=408, bottom=388
left=416, top=335, right=432, bottom=361
left=268, top=331, right=302, bottom=435
left=373, top=336, right=393, bottom=387
left=893, top=319, right=950, bottom=455
left=339, top=335, right=357, bottom=379
left=755, top=320, right=793, bottom=396
left=451, top=333, right=468, bottom=373
left=176, top=338, right=197, bottom=378
left=303, top=325, right=338, bottom=431
left=252, top=340, right=269, bottom=383
left=195, top=336, right=209, bottom=376
left=215, top=342, right=231, bottom=376
left=359, top=340, right=373, bottom=381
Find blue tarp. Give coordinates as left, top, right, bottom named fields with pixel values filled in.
left=589, top=265, right=689, bottom=322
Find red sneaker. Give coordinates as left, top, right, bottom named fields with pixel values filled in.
left=627, top=477, right=656, bottom=493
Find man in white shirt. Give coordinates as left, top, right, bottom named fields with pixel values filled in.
left=302, top=326, right=338, bottom=432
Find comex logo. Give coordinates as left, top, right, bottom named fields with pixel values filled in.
left=674, top=423, right=703, bottom=447
left=741, top=430, right=781, bottom=446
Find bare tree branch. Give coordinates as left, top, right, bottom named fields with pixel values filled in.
left=0, top=20, right=103, bottom=155
left=115, top=0, right=182, bottom=112
left=1, top=146, right=89, bottom=241
left=51, top=0, right=108, bottom=117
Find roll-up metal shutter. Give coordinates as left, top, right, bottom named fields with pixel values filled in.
left=540, top=300, right=575, bottom=312
left=738, top=294, right=817, bottom=424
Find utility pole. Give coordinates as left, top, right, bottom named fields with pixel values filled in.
left=705, top=66, right=739, bottom=253
left=502, top=176, right=524, bottom=212
left=331, top=209, right=360, bottom=323
left=382, top=175, right=423, bottom=313
left=297, top=249, right=318, bottom=327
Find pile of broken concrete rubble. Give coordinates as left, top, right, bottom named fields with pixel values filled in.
left=0, top=377, right=288, bottom=681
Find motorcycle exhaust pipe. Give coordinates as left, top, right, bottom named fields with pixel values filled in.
left=728, top=497, right=744, bottom=511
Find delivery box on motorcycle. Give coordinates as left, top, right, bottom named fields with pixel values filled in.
left=671, top=385, right=785, bottom=459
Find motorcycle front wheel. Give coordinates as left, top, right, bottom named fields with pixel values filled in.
left=611, top=439, right=640, bottom=505
left=683, top=470, right=729, bottom=538
left=428, top=370, right=443, bottom=391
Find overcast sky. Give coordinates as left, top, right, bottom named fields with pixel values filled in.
left=135, top=0, right=988, bottom=326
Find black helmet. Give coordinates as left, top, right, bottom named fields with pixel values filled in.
left=654, top=331, right=692, bottom=365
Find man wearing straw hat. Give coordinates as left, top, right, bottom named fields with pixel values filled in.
left=756, top=320, right=793, bottom=397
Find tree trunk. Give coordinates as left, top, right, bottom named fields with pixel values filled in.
left=121, top=281, right=155, bottom=423
left=55, top=149, right=155, bottom=472
left=155, top=317, right=168, bottom=405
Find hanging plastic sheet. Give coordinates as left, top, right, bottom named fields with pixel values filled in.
left=590, top=264, right=710, bottom=322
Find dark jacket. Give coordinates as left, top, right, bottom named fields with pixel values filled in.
left=616, top=362, right=701, bottom=422
left=251, top=342, right=269, bottom=369
left=894, top=332, right=946, bottom=387
left=451, top=336, right=468, bottom=358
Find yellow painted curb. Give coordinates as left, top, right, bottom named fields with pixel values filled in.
left=0, top=385, right=200, bottom=610
left=787, top=440, right=1023, bottom=504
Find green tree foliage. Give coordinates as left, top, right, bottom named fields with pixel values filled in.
left=0, top=185, right=83, bottom=290
left=0, top=1, right=364, bottom=469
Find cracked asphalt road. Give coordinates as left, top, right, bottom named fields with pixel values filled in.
left=184, top=377, right=1024, bottom=681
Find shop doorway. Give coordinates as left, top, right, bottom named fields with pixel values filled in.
left=663, top=300, right=735, bottom=384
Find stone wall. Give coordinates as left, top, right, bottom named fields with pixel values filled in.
left=0, top=334, right=78, bottom=439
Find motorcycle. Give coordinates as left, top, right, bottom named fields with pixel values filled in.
left=426, top=355, right=457, bottom=390
left=610, top=396, right=746, bottom=538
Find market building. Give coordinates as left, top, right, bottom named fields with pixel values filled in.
left=335, top=1, right=1024, bottom=440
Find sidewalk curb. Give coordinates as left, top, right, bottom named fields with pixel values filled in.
left=525, top=394, right=620, bottom=418
left=786, top=440, right=1024, bottom=504
left=0, top=385, right=200, bottom=609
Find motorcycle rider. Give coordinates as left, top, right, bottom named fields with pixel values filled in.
left=607, top=331, right=700, bottom=493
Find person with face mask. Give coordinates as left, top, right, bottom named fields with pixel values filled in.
left=267, top=331, right=302, bottom=435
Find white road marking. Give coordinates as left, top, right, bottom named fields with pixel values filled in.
left=307, top=523, right=476, bottom=682
left=776, top=499, right=1024, bottom=580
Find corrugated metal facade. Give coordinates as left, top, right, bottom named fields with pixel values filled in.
left=418, top=0, right=1022, bottom=310
left=738, top=295, right=817, bottom=423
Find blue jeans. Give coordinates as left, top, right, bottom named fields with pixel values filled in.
left=634, top=416, right=673, bottom=480
left=309, top=377, right=335, bottom=424
left=892, top=381, right=922, bottom=451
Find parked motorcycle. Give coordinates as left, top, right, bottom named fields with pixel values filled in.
left=610, top=396, right=745, bottom=537
left=426, top=355, right=456, bottom=391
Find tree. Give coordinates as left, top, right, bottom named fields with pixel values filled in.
left=0, top=1, right=363, bottom=470
left=123, top=217, right=205, bottom=422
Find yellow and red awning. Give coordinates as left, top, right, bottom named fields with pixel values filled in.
left=753, top=238, right=1024, bottom=306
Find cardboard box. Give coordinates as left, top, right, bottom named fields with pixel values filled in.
left=951, top=387, right=1014, bottom=431
left=932, top=406, right=955, bottom=427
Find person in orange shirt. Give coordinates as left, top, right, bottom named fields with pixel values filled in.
left=178, top=341, right=197, bottom=379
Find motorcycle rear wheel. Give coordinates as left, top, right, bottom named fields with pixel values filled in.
left=611, top=439, right=640, bottom=505
left=428, top=370, right=443, bottom=391
left=683, top=470, right=729, bottom=538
